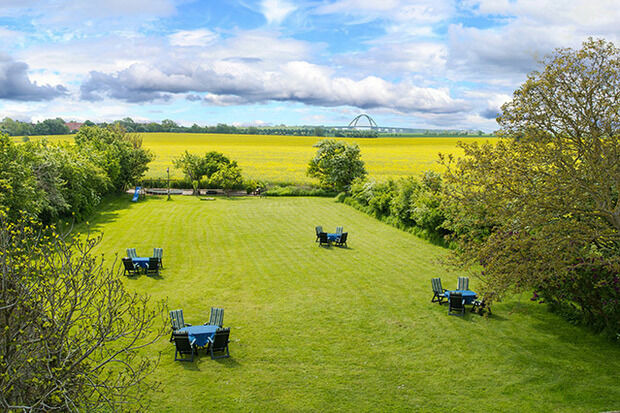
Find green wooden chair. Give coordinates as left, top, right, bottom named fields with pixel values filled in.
left=457, top=276, right=470, bottom=291
left=126, top=248, right=138, bottom=259
left=448, top=292, right=465, bottom=316
left=122, top=257, right=139, bottom=276
left=431, top=277, right=447, bottom=304
left=318, top=232, right=330, bottom=247
left=169, top=309, right=191, bottom=331
left=208, top=307, right=224, bottom=327
left=207, top=327, right=230, bottom=359
left=315, top=226, right=323, bottom=242
left=335, top=226, right=343, bottom=234
left=335, top=232, right=348, bottom=247
left=153, top=248, right=163, bottom=268
left=172, top=331, right=196, bottom=362
left=146, top=257, right=160, bottom=276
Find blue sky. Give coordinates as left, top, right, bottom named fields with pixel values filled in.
left=0, top=0, right=618, bottom=131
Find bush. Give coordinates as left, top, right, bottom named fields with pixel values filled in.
left=335, top=192, right=347, bottom=203
left=263, top=185, right=335, bottom=197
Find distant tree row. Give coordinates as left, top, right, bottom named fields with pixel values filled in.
left=0, top=117, right=70, bottom=136
left=0, top=117, right=383, bottom=138
left=1, top=116, right=488, bottom=139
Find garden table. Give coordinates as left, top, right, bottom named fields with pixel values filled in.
left=327, top=233, right=340, bottom=242
left=445, top=290, right=478, bottom=305
left=179, top=325, right=219, bottom=348
left=132, top=257, right=150, bottom=269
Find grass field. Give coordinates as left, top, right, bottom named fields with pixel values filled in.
left=82, top=194, right=620, bottom=412
left=18, top=133, right=498, bottom=183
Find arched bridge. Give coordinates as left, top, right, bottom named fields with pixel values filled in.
left=348, top=114, right=378, bottom=129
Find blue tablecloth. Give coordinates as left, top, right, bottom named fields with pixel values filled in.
left=132, top=257, right=150, bottom=268
left=327, top=233, right=340, bottom=242
left=445, top=290, right=478, bottom=305
left=179, top=325, right=218, bottom=347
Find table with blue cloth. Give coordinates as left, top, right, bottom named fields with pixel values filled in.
left=327, top=233, right=340, bottom=242
left=179, top=325, right=219, bottom=348
left=132, top=257, right=150, bottom=274
left=132, top=257, right=150, bottom=269
left=445, top=290, right=478, bottom=305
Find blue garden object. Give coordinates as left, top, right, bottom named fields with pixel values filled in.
left=131, top=186, right=142, bottom=202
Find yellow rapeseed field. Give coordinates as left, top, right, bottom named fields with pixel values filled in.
left=17, top=133, right=498, bottom=183
left=138, top=133, right=498, bottom=183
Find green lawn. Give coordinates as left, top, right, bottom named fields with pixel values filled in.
left=84, top=195, right=620, bottom=412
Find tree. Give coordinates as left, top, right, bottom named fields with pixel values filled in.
left=74, top=125, right=154, bottom=192
left=209, top=162, right=244, bottom=196
left=173, top=151, right=233, bottom=195
left=173, top=151, right=206, bottom=195
left=160, top=119, right=178, bottom=132
left=0, top=212, right=165, bottom=411
left=307, top=139, right=367, bottom=191
left=0, top=134, right=40, bottom=220
left=33, top=118, right=70, bottom=135
left=22, top=140, right=110, bottom=222
left=441, top=38, right=620, bottom=333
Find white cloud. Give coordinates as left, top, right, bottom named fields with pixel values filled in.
left=79, top=58, right=465, bottom=115
left=335, top=42, right=447, bottom=77
left=315, top=0, right=453, bottom=23
left=464, top=0, right=620, bottom=31
left=0, top=0, right=178, bottom=21
left=260, top=0, right=297, bottom=25
left=168, top=29, right=218, bottom=47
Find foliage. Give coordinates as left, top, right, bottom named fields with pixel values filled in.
left=173, top=151, right=237, bottom=195
left=1, top=126, right=153, bottom=224
left=74, top=125, right=154, bottom=192
left=208, top=162, right=244, bottom=196
left=22, top=140, right=110, bottom=222
left=307, top=139, right=367, bottom=191
left=0, top=211, right=165, bottom=411
left=345, top=174, right=450, bottom=244
left=441, top=38, right=620, bottom=335
left=334, top=129, right=378, bottom=138
left=0, top=134, right=39, bottom=220
left=262, top=185, right=334, bottom=197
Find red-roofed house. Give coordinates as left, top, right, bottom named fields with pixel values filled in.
left=65, top=122, right=84, bottom=132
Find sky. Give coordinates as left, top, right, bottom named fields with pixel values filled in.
left=0, top=0, right=618, bottom=131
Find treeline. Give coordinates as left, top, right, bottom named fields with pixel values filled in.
left=0, top=125, right=153, bottom=223
left=1, top=117, right=70, bottom=136
left=109, top=119, right=380, bottom=137
left=1, top=117, right=380, bottom=138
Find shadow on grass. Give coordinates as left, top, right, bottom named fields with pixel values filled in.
left=431, top=302, right=507, bottom=322
left=124, top=272, right=165, bottom=281
left=69, top=194, right=138, bottom=234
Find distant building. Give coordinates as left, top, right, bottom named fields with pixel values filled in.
left=65, top=122, right=84, bottom=132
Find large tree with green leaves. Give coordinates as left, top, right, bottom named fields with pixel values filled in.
left=441, top=38, right=619, bottom=334
left=307, top=139, right=366, bottom=192
left=74, top=125, right=154, bottom=192
left=0, top=134, right=40, bottom=220
left=209, top=161, right=244, bottom=196
left=174, top=151, right=234, bottom=195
